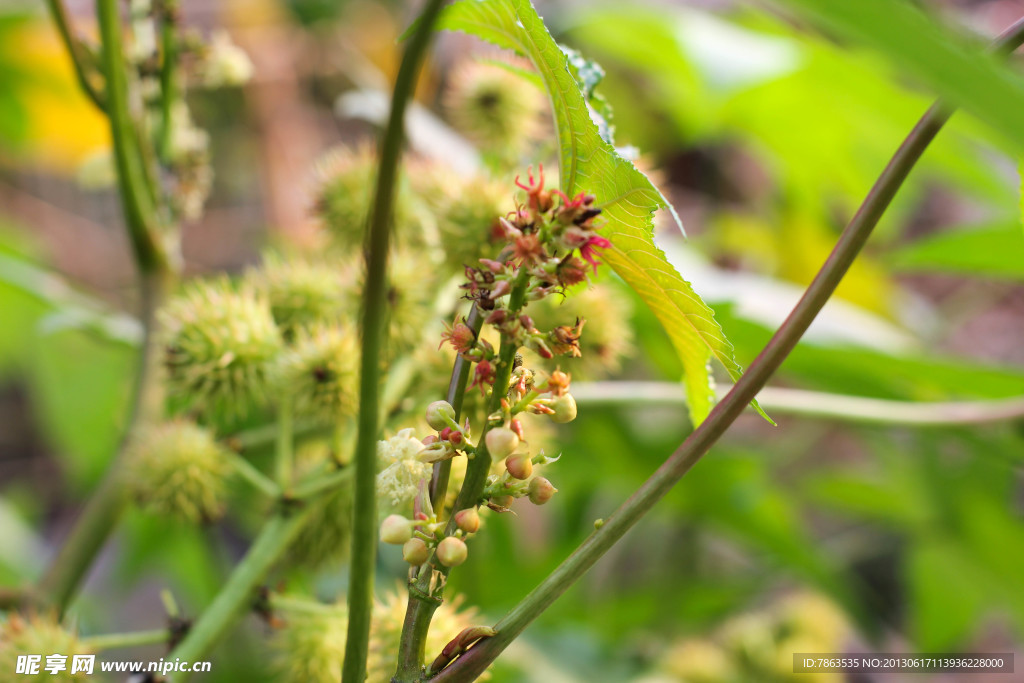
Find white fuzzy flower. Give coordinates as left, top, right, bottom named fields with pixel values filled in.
left=203, top=31, right=254, bottom=88
left=376, top=429, right=431, bottom=513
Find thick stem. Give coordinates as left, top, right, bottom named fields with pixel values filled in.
left=46, top=0, right=105, bottom=109
left=430, top=16, right=1024, bottom=683
left=342, top=1, right=448, bottom=680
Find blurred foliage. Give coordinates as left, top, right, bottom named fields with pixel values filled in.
left=2, top=0, right=1024, bottom=682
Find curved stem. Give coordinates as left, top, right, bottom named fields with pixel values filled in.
left=46, top=0, right=105, bottom=110
left=572, top=382, right=1024, bottom=427
left=342, top=0, right=448, bottom=680
left=430, top=16, right=1024, bottom=683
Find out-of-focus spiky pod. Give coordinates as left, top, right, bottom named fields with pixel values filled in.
left=161, top=278, right=283, bottom=420
left=353, top=248, right=440, bottom=356
left=287, top=442, right=353, bottom=571
left=274, top=324, right=358, bottom=423
left=0, top=614, right=92, bottom=682
left=124, top=421, right=231, bottom=524
left=367, top=587, right=487, bottom=682
left=248, top=252, right=351, bottom=340
left=411, top=162, right=509, bottom=273
left=271, top=608, right=348, bottom=683
left=525, top=284, right=634, bottom=378
left=443, top=60, right=544, bottom=158
left=312, top=144, right=420, bottom=251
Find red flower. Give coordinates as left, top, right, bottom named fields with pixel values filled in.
left=471, top=359, right=496, bottom=395
left=579, top=235, right=611, bottom=274
left=440, top=316, right=476, bottom=355
left=515, top=164, right=554, bottom=213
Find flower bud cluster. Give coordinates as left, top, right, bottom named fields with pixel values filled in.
left=379, top=511, right=474, bottom=569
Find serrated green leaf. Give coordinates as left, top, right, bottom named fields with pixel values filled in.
left=440, top=0, right=769, bottom=425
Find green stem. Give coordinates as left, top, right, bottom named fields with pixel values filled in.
left=393, top=271, right=530, bottom=682
left=430, top=15, right=1024, bottom=683
left=45, top=0, right=105, bottom=109
left=572, top=382, right=1024, bottom=426
left=227, top=451, right=281, bottom=499
left=342, top=1, right=447, bottom=680
left=292, top=466, right=353, bottom=500
left=38, top=272, right=166, bottom=616
left=269, top=593, right=348, bottom=618
left=166, top=509, right=312, bottom=681
left=96, top=0, right=167, bottom=274
left=276, top=395, right=295, bottom=491
left=82, top=628, right=169, bottom=652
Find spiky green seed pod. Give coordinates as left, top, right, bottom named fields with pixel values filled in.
left=248, top=252, right=351, bottom=339
left=0, top=615, right=92, bottom=683
left=271, top=609, right=348, bottom=683
left=411, top=163, right=508, bottom=272
left=161, top=278, right=283, bottom=420
left=313, top=144, right=420, bottom=251
left=366, top=248, right=440, bottom=356
left=443, top=60, right=544, bottom=156
left=525, top=283, right=634, bottom=378
left=125, top=421, right=231, bottom=524
left=274, top=324, right=358, bottom=422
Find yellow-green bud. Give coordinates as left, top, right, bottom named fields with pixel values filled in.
left=436, top=536, right=468, bottom=567
left=125, top=421, right=231, bottom=524
left=402, top=538, right=430, bottom=565
left=380, top=515, right=413, bottom=545
left=453, top=508, right=480, bottom=534
left=505, top=453, right=533, bottom=480
left=549, top=393, right=578, bottom=423
left=528, top=477, right=557, bottom=505
left=485, top=427, right=519, bottom=459
left=426, top=400, right=456, bottom=431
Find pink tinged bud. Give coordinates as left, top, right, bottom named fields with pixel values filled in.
left=505, top=453, right=533, bottom=480
left=485, top=309, right=507, bottom=325
left=534, top=340, right=554, bottom=359
left=498, top=216, right=521, bottom=239
left=436, top=536, right=468, bottom=567
left=422, top=434, right=438, bottom=445
left=439, top=427, right=453, bottom=441
left=479, top=258, right=504, bottom=273
left=562, top=226, right=590, bottom=248
left=454, top=508, right=480, bottom=534
left=449, top=430, right=463, bottom=445
left=426, top=400, right=456, bottom=431
left=528, top=477, right=557, bottom=505
left=550, top=393, right=578, bottom=423
left=380, top=515, right=412, bottom=544
left=485, top=427, right=519, bottom=459
left=489, top=279, right=511, bottom=299
left=402, top=538, right=430, bottom=565
left=510, top=418, right=526, bottom=441
left=519, top=314, right=534, bottom=328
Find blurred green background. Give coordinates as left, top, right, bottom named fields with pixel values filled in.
left=2, top=0, right=1024, bottom=681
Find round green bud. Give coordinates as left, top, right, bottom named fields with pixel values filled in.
left=453, top=508, right=480, bottom=534
left=380, top=514, right=413, bottom=545
left=490, top=495, right=514, bottom=509
left=549, top=393, right=578, bottom=424
left=528, top=476, right=558, bottom=505
left=274, top=324, right=358, bottom=423
left=161, top=278, right=283, bottom=421
left=0, top=615, right=91, bottom=683
left=505, top=453, right=533, bottom=480
left=425, top=400, right=456, bottom=431
left=485, top=427, right=519, bottom=459
left=125, top=421, right=231, bottom=524
left=436, top=536, right=468, bottom=567
left=402, top=537, right=430, bottom=566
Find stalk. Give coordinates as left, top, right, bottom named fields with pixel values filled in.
left=342, top=1, right=448, bottom=679
left=429, top=15, right=1024, bottom=683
